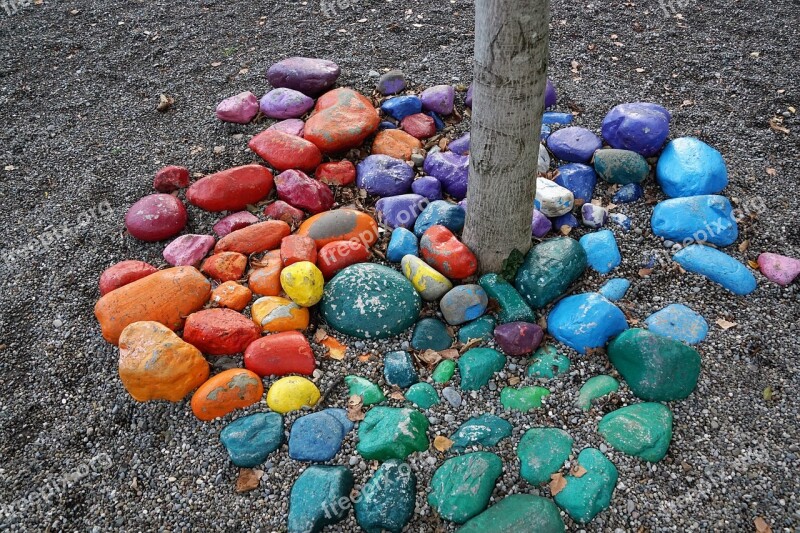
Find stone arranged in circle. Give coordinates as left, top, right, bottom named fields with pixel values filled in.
left=515, top=237, right=588, bottom=309
left=405, top=382, right=440, bottom=409
left=401, top=254, right=453, bottom=301
left=579, top=229, right=621, bottom=274
left=375, top=193, right=427, bottom=229
left=527, top=345, right=570, bottom=379
left=220, top=412, right=284, bottom=467
left=423, top=151, right=469, bottom=200
left=651, top=195, right=738, bottom=247
left=296, top=208, right=378, bottom=249
left=244, top=331, right=317, bottom=377
left=216, top=91, right=259, bottom=123
left=601, top=102, right=670, bottom=157
left=547, top=292, right=628, bottom=354
left=354, top=460, right=417, bottom=533
left=266, top=375, right=321, bottom=414
left=673, top=244, right=756, bottom=295
left=356, top=407, right=429, bottom=461
left=644, top=303, right=708, bottom=345
left=163, top=234, right=215, bottom=267
left=554, top=162, right=597, bottom=204
left=517, top=427, right=573, bottom=485
left=411, top=318, right=453, bottom=351
left=259, top=87, right=314, bottom=119
left=267, top=56, right=341, bottom=96
left=576, top=375, right=619, bottom=410
left=546, top=126, right=602, bottom=164
left=287, top=465, right=354, bottom=533
left=598, top=402, right=673, bottom=462
left=98, top=260, right=158, bottom=296
left=356, top=154, right=415, bottom=197
left=593, top=148, right=650, bottom=184
left=304, top=88, right=380, bottom=153
left=249, top=130, right=323, bottom=173
left=456, top=494, right=564, bottom=533
left=125, top=193, right=188, bottom=242
left=458, top=348, right=505, bottom=390
left=500, top=386, right=550, bottom=411
left=186, top=164, right=274, bottom=212
left=289, top=409, right=349, bottom=462
left=427, top=452, right=503, bottom=524
left=190, top=368, right=264, bottom=421
left=553, top=448, right=618, bottom=524
left=182, top=308, right=261, bottom=356
left=414, top=199, right=465, bottom=236
left=450, top=414, right=513, bottom=450
left=656, top=137, right=728, bottom=198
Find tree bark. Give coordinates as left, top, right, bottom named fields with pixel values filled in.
left=462, top=0, right=550, bottom=273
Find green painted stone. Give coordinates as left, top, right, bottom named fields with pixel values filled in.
left=514, top=238, right=588, bottom=309
left=500, top=386, right=550, bottom=412
left=458, top=348, right=505, bottom=391
left=553, top=448, right=618, bottom=524
left=457, top=315, right=496, bottom=344
left=427, top=452, right=503, bottom=524
left=288, top=465, right=354, bottom=533
left=321, top=263, right=421, bottom=339
left=527, top=345, right=570, bottom=379
left=576, top=375, right=619, bottom=410
left=354, top=460, right=416, bottom=533
left=431, top=359, right=456, bottom=384
left=345, top=375, right=386, bottom=405
left=517, top=427, right=573, bottom=485
left=411, top=317, right=454, bottom=351
left=607, top=328, right=701, bottom=401
left=478, top=273, right=535, bottom=324
left=405, top=382, right=440, bottom=409
left=593, top=148, right=650, bottom=185
left=457, top=494, right=565, bottom=533
left=357, top=407, right=429, bottom=460
left=451, top=414, right=513, bottom=450
left=598, top=403, right=673, bottom=462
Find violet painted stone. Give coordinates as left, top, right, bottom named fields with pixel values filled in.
left=377, top=69, right=406, bottom=95
left=465, top=84, right=473, bottom=108
left=531, top=210, right=552, bottom=238
left=356, top=154, right=415, bottom=197
left=420, top=85, right=455, bottom=115
left=602, top=102, right=671, bottom=157
left=412, top=176, right=443, bottom=201
left=494, top=322, right=544, bottom=356
left=212, top=211, right=259, bottom=237
left=275, top=169, right=334, bottom=214
left=163, top=234, right=216, bottom=266
left=266, top=57, right=340, bottom=96
left=757, top=252, right=800, bottom=287
left=268, top=118, right=305, bottom=137
left=375, top=194, right=428, bottom=229
left=547, top=127, right=603, bottom=164
left=423, top=151, right=469, bottom=200
left=545, top=79, right=557, bottom=108
left=259, top=88, right=315, bottom=119
left=555, top=163, right=597, bottom=204
left=449, top=133, right=470, bottom=155
left=125, top=194, right=188, bottom=242
left=216, top=91, right=259, bottom=124
left=581, top=203, right=608, bottom=229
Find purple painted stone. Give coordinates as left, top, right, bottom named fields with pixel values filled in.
left=356, top=154, right=415, bottom=197
left=545, top=79, right=557, bottom=108
left=268, top=118, right=305, bottom=137
left=375, top=194, right=428, bottom=229
left=412, top=176, right=443, bottom=201
left=423, top=151, right=469, bottom=200
left=494, top=322, right=544, bottom=356
left=275, top=169, right=334, bottom=214
left=125, top=194, right=188, bottom=242
left=376, top=70, right=406, bottom=95
left=216, top=91, right=259, bottom=124
left=601, top=102, right=671, bottom=157
left=448, top=133, right=470, bottom=155
left=266, top=57, right=340, bottom=96
left=163, top=234, right=216, bottom=266
left=581, top=203, right=608, bottom=229
left=757, top=252, right=800, bottom=287
left=531, top=209, right=552, bottom=238
left=212, top=211, right=259, bottom=237
left=420, top=85, right=455, bottom=116
left=547, top=126, right=603, bottom=164
left=465, top=84, right=473, bottom=108
left=259, top=88, right=314, bottom=119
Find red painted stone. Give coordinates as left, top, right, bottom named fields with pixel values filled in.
left=275, top=169, right=334, bottom=214
left=280, top=235, right=317, bottom=266
left=420, top=225, right=478, bottom=279
left=125, top=194, right=188, bottom=242
left=304, top=88, right=380, bottom=153
left=214, top=220, right=292, bottom=255
left=243, top=331, right=316, bottom=377
left=264, top=200, right=305, bottom=227
left=248, top=129, right=323, bottom=173
left=317, top=240, right=370, bottom=279
left=99, top=260, right=158, bottom=296
left=153, top=165, right=190, bottom=193
left=186, top=165, right=274, bottom=212
left=201, top=252, right=248, bottom=282
left=401, top=113, right=436, bottom=139
left=315, top=160, right=356, bottom=186
left=183, top=308, right=261, bottom=356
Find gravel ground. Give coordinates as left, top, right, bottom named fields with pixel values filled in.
left=1, top=0, right=798, bottom=531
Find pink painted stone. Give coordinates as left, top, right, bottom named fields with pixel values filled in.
left=212, top=211, right=259, bottom=237
left=163, top=234, right=216, bottom=266
left=153, top=165, right=190, bottom=193
left=274, top=169, right=334, bottom=214
left=494, top=322, right=544, bottom=356
left=216, top=91, right=259, bottom=124
left=757, top=252, right=800, bottom=286
left=125, top=194, right=188, bottom=242
left=264, top=200, right=305, bottom=227
left=268, top=119, right=305, bottom=137
left=401, top=113, right=436, bottom=139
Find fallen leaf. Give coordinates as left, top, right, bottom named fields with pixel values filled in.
left=508, top=376, right=521, bottom=386
left=439, top=349, right=459, bottom=360
left=358, top=353, right=373, bottom=362
left=749, top=51, right=760, bottom=58
left=738, top=239, right=750, bottom=252
left=433, top=435, right=454, bottom=452
left=211, top=61, right=222, bottom=67
left=681, top=99, right=694, bottom=108
left=638, top=268, right=653, bottom=278
left=748, top=259, right=760, bottom=270
left=570, top=464, right=588, bottom=477
left=765, top=167, right=777, bottom=176
left=789, top=106, right=796, bottom=114
left=156, top=93, right=174, bottom=112
left=715, top=318, right=737, bottom=330
left=549, top=472, right=567, bottom=496
left=313, top=328, right=329, bottom=343
left=320, top=336, right=347, bottom=360
left=754, top=516, right=772, bottom=533
left=459, top=338, right=482, bottom=353
left=389, top=391, right=405, bottom=401
left=559, top=225, right=572, bottom=236
left=417, top=349, right=442, bottom=366
left=635, top=67, right=645, bottom=73
left=768, top=117, right=790, bottom=134
left=763, top=387, right=773, bottom=401
left=346, top=394, right=365, bottom=421
left=235, top=468, right=263, bottom=493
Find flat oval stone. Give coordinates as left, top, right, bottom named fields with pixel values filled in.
left=267, top=56, right=340, bottom=96
left=651, top=195, right=738, bottom=246
left=414, top=200, right=465, bottom=236
left=515, top=237, right=587, bottom=309
left=598, top=403, right=673, bottom=462
left=372, top=128, right=423, bottom=160
left=266, top=375, right=321, bottom=414
left=380, top=95, right=422, bottom=120
left=428, top=452, right=503, bottom=524
left=345, top=375, right=386, bottom=405
left=579, top=229, right=621, bottom=274
left=248, top=130, right=322, bottom=173
left=251, top=296, right=310, bottom=333
left=500, top=386, right=550, bottom=411
left=598, top=278, right=631, bottom=301
left=387, top=227, right=419, bottom=262
left=547, top=126, right=602, bottom=163
left=432, top=359, right=456, bottom=383
left=212, top=211, right=259, bottom=237
left=259, top=88, right=314, bottom=119
left=457, top=494, right=564, bottom=533
left=275, top=169, right=333, bottom=214
left=186, top=165, right=274, bottom=212
left=673, top=244, right=756, bottom=295
left=304, top=88, right=379, bottom=153
left=644, top=303, right=708, bottom=344
left=280, top=261, right=324, bottom=307
left=375, top=193, right=428, bottom=229
left=450, top=414, right=512, bottom=450
left=211, top=281, right=252, bottom=311
left=527, top=345, right=570, bottom=379
left=401, top=113, right=436, bottom=139
left=535, top=177, right=574, bottom=217
left=355, top=460, right=417, bottom=533
left=593, top=148, right=650, bottom=184
left=757, top=252, right=800, bottom=286
left=411, top=318, right=453, bottom=351
left=440, top=285, right=488, bottom=325
left=411, top=175, right=444, bottom=201
left=576, top=375, right=619, bottom=410
left=420, top=225, right=478, bottom=279
left=423, top=151, right=469, bottom=199
left=383, top=350, right=419, bottom=388
left=494, top=321, right=544, bottom=356
left=376, top=69, right=406, bottom=95
left=457, top=315, right=496, bottom=344
left=289, top=410, right=347, bottom=462
left=458, top=348, right=505, bottom=390
left=656, top=137, right=728, bottom=198
left=601, top=102, right=670, bottom=157
left=125, top=193, right=187, bottom=242
left=153, top=165, right=190, bottom=193
left=401, top=254, right=453, bottom=301
left=356, top=407, right=429, bottom=460
left=99, top=260, right=158, bottom=296
left=220, top=412, right=283, bottom=467
left=183, top=308, right=261, bottom=356
left=288, top=465, right=354, bottom=533
left=518, top=427, right=573, bottom=485
left=216, top=91, right=259, bottom=124
left=554, top=162, right=597, bottom=204
left=356, top=154, right=415, bottom=197
left=405, top=382, right=440, bottom=409
left=553, top=448, right=618, bottom=524
left=201, top=251, right=247, bottom=282
left=547, top=293, right=628, bottom=354
left=162, top=234, right=215, bottom=266
left=214, top=220, right=291, bottom=256
left=244, top=331, right=316, bottom=377
left=297, top=209, right=379, bottom=249
left=315, top=160, right=356, bottom=186
left=190, top=368, right=264, bottom=421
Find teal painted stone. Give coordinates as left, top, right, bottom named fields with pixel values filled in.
left=345, top=375, right=386, bottom=405
left=500, top=386, right=550, bottom=412
left=354, top=460, right=417, bottom=533
left=593, top=148, right=650, bottom=184
left=547, top=293, right=628, bottom=354
left=219, top=412, right=284, bottom=467
left=450, top=414, right=513, bottom=449
left=598, top=403, right=673, bottom=462
left=527, top=345, right=570, bottom=379
left=411, top=318, right=454, bottom=351
left=673, top=244, right=756, bottom=295
left=321, top=263, right=421, bottom=339
left=457, top=494, right=564, bottom=533
left=288, top=465, right=355, bottom=533
left=457, top=315, right=496, bottom=344
left=432, top=359, right=456, bottom=384
left=428, top=452, right=503, bottom=524
left=383, top=351, right=418, bottom=388
left=553, top=448, right=618, bottom=524
left=517, top=427, right=573, bottom=485
left=576, top=375, right=619, bottom=410
left=608, top=328, right=701, bottom=401
left=458, top=348, right=505, bottom=390
left=644, top=303, right=708, bottom=345
left=405, top=382, right=439, bottom=409
left=357, top=407, right=429, bottom=460
left=515, top=237, right=588, bottom=309
left=478, top=273, right=535, bottom=323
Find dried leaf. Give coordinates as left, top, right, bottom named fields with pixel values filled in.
left=459, top=338, right=482, bottom=353
left=389, top=391, right=405, bottom=401
left=156, top=93, right=174, bottom=112
left=715, top=318, right=737, bottom=330
left=313, top=328, right=329, bottom=343
left=235, top=468, right=263, bottom=493
left=439, top=349, right=459, bottom=360
left=570, top=464, right=588, bottom=477
left=211, top=61, right=222, bottom=67
left=635, top=67, right=645, bottom=73
left=433, top=435, right=454, bottom=452
left=508, top=376, right=521, bottom=386
left=638, top=268, right=653, bottom=278
left=346, top=394, right=365, bottom=421
left=549, top=472, right=567, bottom=496
left=754, top=516, right=772, bottom=533
left=738, top=239, right=750, bottom=252
left=358, top=353, right=373, bottom=362
left=559, top=224, right=572, bottom=236
left=789, top=106, right=796, bottom=114
left=763, top=387, right=773, bottom=401
left=320, top=336, right=347, bottom=360
left=417, top=349, right=442, bottom=366
left=768, top=117, right=790, bottom=134
left=765, top=167, right=777, bottom=176
left=748, top=259, right=760, bottom=270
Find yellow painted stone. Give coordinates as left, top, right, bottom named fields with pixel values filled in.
left=401, top=254, right=453, bottom=301
left=280, top=261, right=325, bottom=307
left=266, top=375, right=321, bottom=414
left=251, top=296, right=310, bottom=333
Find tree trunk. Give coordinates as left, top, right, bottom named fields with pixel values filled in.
left=462, top=0, right=550, bottom=273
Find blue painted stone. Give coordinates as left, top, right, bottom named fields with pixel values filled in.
left=381, top=95, right=422, bottom=121
left=542, top=111, right=573, bottom=125
left=387, top=227, right=419, bottom=262
left=356, top=155, right=415, bottom=197
left=457, top=315, right=496, bottom=343
left=651, top=195, right=738, bottom=246
left=354, top=460, right=417, bottom=533
left=426, top=110, right=445, bottom=131
left=383, top=350, right=419, bottom=388
left=379, top=121, right=398, bottom=130
left=613, top=183, right=643, bottom=204
left=645, top=303, right=708, bottom=344
left=413, top=199, right=465, bottom=236
left=411, top=318, right=454, bottom=351
left=547, top=126, right=602, bottom=163
left=289, top=410, right=347, bottom=462
left=579, top=230, right=621, bottom=274
left=554, top=163, right=597, bottom=204
left=440, top=285, right=489, bottom=325
left=601, top=102, right=671, bottom=157
left=531, top=209, right=552, bottom=237
left=545, top=78, right=557, bottom=108
left=451, top=414, right=513, bottom=449
left=656, top=137, right=728, bottom=198
left=458, top=348, right=506, bottom=390
left=325, top=407, right=355, bottom=434
left=598, top=278, right=631, bottom=301
left=375, top=194, right=428, bottom=229
left=609, top=212, right=631, bottom=231
left=540, top=123, right=551, bottom=141
left=288, top=465, right=354, bottom=532
left=411, top=176, right=443, bottom=201
left=449, top=132, right=470, bottom=155
left=550, top=212, right=579, bottom=230
left=547, top=293, right=628, bottom=354
left=423, top=151, right=469, bottom=200
left=219, top=412, right=284, bottom=468
left=673, top=245, right=756, bottom=295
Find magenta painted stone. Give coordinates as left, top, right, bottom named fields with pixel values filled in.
left=757, top=252, right=800, bottom=286
left=259, top=88, right=315, bottom=119
left=216, top=91, right=259, bottom=124
left=269, top=118, right=305, bottom=137
left=266, top=57, right=341, bottom=96
left=420, top=85, right=455, bottom=116
left=264, top=200, right=305, bottom=226
left=275, top=169, right=334, bottom=214
left=125, top=194, right=188, bottom=242
left=153, top=165, right=190, bottom=193
left=163, top=234, right=216, bottom=266
left=212, top=211, right=259, bottom=237
left=494, top=322, right=544, bottom=356
left=531, top=209, right=552, bottom=238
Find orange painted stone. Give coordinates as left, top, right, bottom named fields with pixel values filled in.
left=99, top=260, right=158, bottom=296
left=201, top=252, right=248, bottom=282
left=94, top=266, right=211, bottom=345
left=304, top=88, right=380, bottom=153
left=183, top=308, right=261, bottom=355
left=214, top=220, right=291, bottom=255
left=317, top=240, right=370, bottom=279
left=244, top=331, right=316, bottom=377
left=296, top=209, right=379, bottom=249
left=263, top=200, right=305, bottom=227
left=248, top=250, right=283, bottom=296
left=190, top=368, right=264, bottom=421
left=251, top=296, right=310, bottom=333
left=248, top=129, right=323, bottom=173
left=281, top=235, right=317, bottom=266
left=316, top=160, right=356, bottom=186
left=420, top=225, right=478, bottom=279
left=118, top=321, right=209, bottom=402
left=186, top=165, right=274, bottom=212
left=211, top=281, right=252, bottom=311
left=371, top=129, right=423, bottom=160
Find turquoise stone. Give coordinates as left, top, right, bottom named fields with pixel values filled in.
left=432, top=359, right=456, bottom=384
left=515, top=237, right=588, bottom=309
left=354, top=460, right=416, bottom=533
left=458, top=348, right=505, bottom=390
left=357, top=407, right=429, bottom=461
left=428, top=452, right=503, bottom=524
left=576, top=375, right=619, bottom=410
left=457, top=494, right=564, bottom=533
left=500, top=386, right=550, bottom=412
left=517, top=427, right=573, bottom=485
left=598, top=403, right=673, bottom=462
left=288, top=465, right=354, bottom=533
left=527, top=345, right=570, bottom=379
left=457, top=315, right=496, bottom=344
left=219, top=412, right=284, bottom=468
left=553, top=448, right=618, bottom=524
left=405, top=382, right=440, bottom=409
left=478, top=273, right=535, bottom=323
left=450, top=414, right=513, bottom=449
left=411, top=318, right=454, bottom=351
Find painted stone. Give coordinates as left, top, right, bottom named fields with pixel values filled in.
left=494, top=321, right=544, bottom=356
left=345, top=375, right=386, bottom=405
left=387, top=227, right=419, bottom=262
left=420, top=225, right=478, bottom=279
left=651, top=195, right=738, bottom=247
left=249, top=129, right=323, bottom=173
left=478, top=273, right=535, bottom=324
left=251, top=296, right=310, bottom=333
left=212, top=211, right=259, bottom=237
left=289, top=410, right=348, bottom=461
left=98, top=260, right=157, bottom=296
left=216, top=91, right=259, bottom=123
left=411, top=318, right=453, bottom=351
left=456, top=494, right=564, bottom=533
left=211, top=281, right=252, bottom=311
left=356, top=154, right=415, bottom=197
left=297, top=209, right=379, bottom=249
left=644, top=303, right=708, bottom=344
left=428, top=452, right=503, bottom=524
left=125, top=194, right=187, bottom=242
left=527, top=345, right=570, bottom=379
left=383, top=350, right=419, bottom=388
left=214, top=220, right=291, bottom=255
left=163, top=234, right=215, bottom=267
left=554, top=163, right=597, bottom=204
left=514, top=237, right=587, bottom=309
left=414, top=200, right=465, bottom=236
left=183, top=308, right=261, bottom=355
left=553, top=448, right=618, bottom=524
left=244, top=331, right=316, bottom=377
left=356, top=407, right=429, bottom=460
left=579, top=229, right=621, bottom=274
left=219, top=412, right=283, bottom=467
left=267, top=56, right=340, bottom=96
left=576, top=375, right=619, bottom=410
left=673, top=244, right=756, bottom=295
left=201, top=252, right=248, bottom=282
left=190, top=369, right=264, bottom=421
left=547, top=293, right=628, bottom=354
left=500, top=386, right=550, bottom=411
left=547, top=126, right=602, bottom=163
left=440, top=285, right=488, bottom=325
left=354, top=460, right=417, bottom=533
left=315, top=160, right=356, bottom=186
left=280, top=261, right=324, bottom=307
left=186, top=165, right=274, bottom=212
left=601, top=102, right=670, bottom=157
left=423, top=151, right=469, bottom=200
left=457, top=315, right=496, bottom=344
left=593, top=149, right=650, bottom=184
left=450, top=414, right=512, bottom=450
left=287, top=465, right=354, bottom=533
left=458, top=348, right=505, bottom=390
left=317, top=240, right=370, bottom=279
left=598, top=402, right=673, bottom=462
left=405, top=382, right=440, bottom=409
left=266, top=375, right=321, bottom=414
left=656, top=137, right=728, bottom=198
left=517, top=427, right=573, bottom=485
left=535, top=178, right=574, bottom=217
left=304, top=88, right=380, bottom=153
left=372, top=128, right=423, bottom=160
